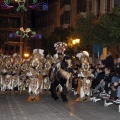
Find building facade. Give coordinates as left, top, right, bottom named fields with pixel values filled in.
left=0, top=0, right=119, bottom=55
left=0, top=0, right=31, bottom=56
left=70, top=0, right=114, bottom=27
left=34, top=0, right=60, bottom=38
left=36, top=0, right=117, bottom=38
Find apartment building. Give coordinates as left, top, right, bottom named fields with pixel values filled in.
left=34, top=0, right=60, bottom=38
left=36, top=0, right=117, bottom=38
left=70, top=0, right=115, bottom=27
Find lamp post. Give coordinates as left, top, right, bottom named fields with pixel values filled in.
left=72, top=38, right=80, bottom=52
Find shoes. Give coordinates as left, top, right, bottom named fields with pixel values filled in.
left=113, top=99, right=120, bottom=103
left=102, top=94, right=110, bottom=99
left=100, top=92, right=110, bottom=98
left=100, top=92, right=106, bottom=96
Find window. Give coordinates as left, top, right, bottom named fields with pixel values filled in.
left=88, top=0, right=92, bottom=12
left=60, top=11, right=70, bottom=25
left=60, top=0, right=71, bottom=8
left=64, top=11, right=70, bottom=24
left=96, top=0, right=100, bottom=17
left=106, top=0, right=110, bottom=12
left=60, top=14, right=64, bottom=25
left=77, top=0, right=87, bottom=13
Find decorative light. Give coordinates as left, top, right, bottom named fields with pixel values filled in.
left=28, top=1, right=48, bottom=11
left=9, top=32, right=20, bottom=38
left=32, top=0, right=38, bottom=4
left=0, top=0, right=48, bottom=11
left=9, top=27, right=42, bottom=39
left=16, top=0, right=27, bottom=11
left=20, top=27, right=31, bottom=38
left=31, top=33, right=42, bottom=39
left=9, top=33, right=14, bottom=38
left=0, top=0, right=13, bottom=10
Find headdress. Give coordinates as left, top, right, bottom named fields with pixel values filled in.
left=54, top=42, right=67, bottom=54
left=76, top=51, right=90, bottom=71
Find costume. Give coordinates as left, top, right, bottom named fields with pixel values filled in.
left=27, top=49, right=44, bottom=102
left=49, top=42, right=72, bottom=102
left=75, top=51, right=94, bottom=101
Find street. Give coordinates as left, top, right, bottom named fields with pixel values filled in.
left=0, top=92, right=120, bottom=120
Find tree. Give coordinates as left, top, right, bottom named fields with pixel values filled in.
left=73, top=13, right=100, bottom=51
left=100, top=7, right=120, bottom=46
left=44, top=27, right=73, bottom=55
left=72, top=7, right=120, bottom=56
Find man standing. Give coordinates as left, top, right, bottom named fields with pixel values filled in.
left=100, top=51, right=114, bottom=72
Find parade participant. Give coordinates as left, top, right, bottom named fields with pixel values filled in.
left=12, top=53, right=22, bottom=75
left=2, top=55, right=13, bottom=75
left=27, top=49, right=44, bottom=102
left=49, top=42, right=72, bottom=102
left=75, top=51, right=94, bottom=101
left=42, top=54, right=53, bottom=90
left=0, top=54, right=3, bottom=74
left=19, top=60, right=30, bottom=94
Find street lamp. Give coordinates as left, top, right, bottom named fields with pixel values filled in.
left=72, top=39, right=80, bottom=45
left=72, top=38, right=80, bottom=50
left=24, top=53, right=30, bottom=58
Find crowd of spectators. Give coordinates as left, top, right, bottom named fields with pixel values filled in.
left=90, top=51, right=120, bottom=103
left=72, top=51, right=120, bottom=103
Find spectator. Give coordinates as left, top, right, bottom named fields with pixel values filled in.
left=109, top=69, right=120, bottom=100
left=114, top=58, right=120, bottom=72
left=100, top=51, right=114, bottom=72
left=114, top=85, right=120, bottom=103
left=93, top=67, right=111, bottom=95
left=91, top=67, right=105, bottom=90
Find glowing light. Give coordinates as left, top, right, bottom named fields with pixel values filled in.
left=16, top=0, right=27, bottom=11
left=9, top=28, right=42, bottom=39
left=32, top=31, right=36, bottom=35
left=9, top=32, right=20, bottom=38
left=0, top=0, right=48, bottom=11
left=16, top=30, right=20, bottom=35
left=28, top=1, right=48, bottom=11
left=32, top=0, right=38, bottom=4
left=20, top=27, right=31, bottom=38
left=4, top=0, right=10, bottom=4
left=76, top=39, right=80, bottom=43
left=0, top=1, right=13, bottom=10
left=31, top=34, right=42, bottom=39
left=24, top=53, right=29, bottom=58
left=9, top=33, right=14, bottom=38
left=72, top=40, right=76, bottom=45
left=72, top=39, right=80, bottom=45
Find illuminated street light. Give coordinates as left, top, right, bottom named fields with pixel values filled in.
left=72, top=39, right=80, bottom=45
left=24, top=53, right=29, bottom=58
